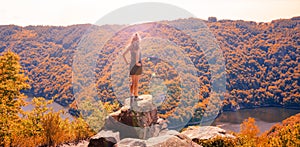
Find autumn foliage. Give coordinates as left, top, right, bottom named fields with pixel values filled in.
left=0, top=51, right=30, bottom=146
left=0, top=17, right=299, bottom=131
left=0, top=49, right=299, bottom=146
left=0, top=17, right=299, bottom=113
left=0, top=51, right=94, bottom=147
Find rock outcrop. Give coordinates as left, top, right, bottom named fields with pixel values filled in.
left=87, top=95, right=235, bottom=147
left=98, top=95, right=166, bottom=140
left=110, top=94, right=158, bottom=128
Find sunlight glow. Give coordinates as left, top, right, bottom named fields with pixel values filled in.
left=0, top=0, right=299, bottom=26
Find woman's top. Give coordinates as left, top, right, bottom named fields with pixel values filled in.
left=129, top=43, right=142, bottom=66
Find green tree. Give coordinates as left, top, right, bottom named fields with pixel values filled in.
left=0, top=51, right=30, bottom=146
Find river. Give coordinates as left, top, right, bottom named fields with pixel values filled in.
left=22, top=97, right=300, bottom=133
left=22, top=97, right=73, bottom=120
left=212, top=107, right=300, bottom=134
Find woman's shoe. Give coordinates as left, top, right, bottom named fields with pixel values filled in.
left=134, top=96, right=143, bottom=100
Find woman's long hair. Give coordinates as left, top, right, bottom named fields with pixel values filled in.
left=131, top=33, right=141, bottom=51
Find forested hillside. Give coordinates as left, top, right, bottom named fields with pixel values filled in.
left=207, top=17, right=300, bottom=109
left=0, top=16, right=299, bottom=113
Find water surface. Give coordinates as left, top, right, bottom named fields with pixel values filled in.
left=212, top=107, right=300, bottom=133
left=22, top=97, right=72, bottom=119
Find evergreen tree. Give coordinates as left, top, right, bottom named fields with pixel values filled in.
left=0, top=51, right=30, bottom=146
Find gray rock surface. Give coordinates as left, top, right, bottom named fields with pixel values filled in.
left=116, top=138, right=147, bottom=147
left=181, top=126, right=235, bottom=140
left=147, top=133, right=201, bottom=147
left=116, top=132, right=201, bottom=147
left=124, top=94, right=156, bottom=112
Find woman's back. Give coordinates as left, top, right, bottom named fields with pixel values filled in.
left=130, top=43, right=142, bottom=65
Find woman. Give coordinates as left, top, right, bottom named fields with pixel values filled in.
left=123, top=33, right=142, bottom=106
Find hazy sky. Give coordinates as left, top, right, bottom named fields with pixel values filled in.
left=1, top=0, right=299, bottom=26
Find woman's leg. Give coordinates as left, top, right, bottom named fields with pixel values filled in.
left=130, top=75, right=134, bottom=97
left=130, top=75, right=136, bottom=108
left=133, top=75, right=140, bottom=97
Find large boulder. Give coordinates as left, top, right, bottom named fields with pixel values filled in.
left=146, top=130, right=201, bottom=147
left=102, top=111, right=167, bottom=139
left=111, top=94, right=158, bottom=128
left=116, top=131, right=201, bottom=147
left=181, top=126, right=235, bottom=141
left=94, top=95, right=165, bottom=140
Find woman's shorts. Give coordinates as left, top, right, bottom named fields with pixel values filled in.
left=130, top=64, right=142, bottom=75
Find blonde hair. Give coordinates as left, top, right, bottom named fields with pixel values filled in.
left=131, top=32, right=141, bottom=44
left=130, top=32, right=141, bottom=51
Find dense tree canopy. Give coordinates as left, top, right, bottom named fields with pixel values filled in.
left=0, top=17, right=299, bottom=121
left=0, top=50, right=30, bottom=146
left=0, top=51, right=94, bottom=146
